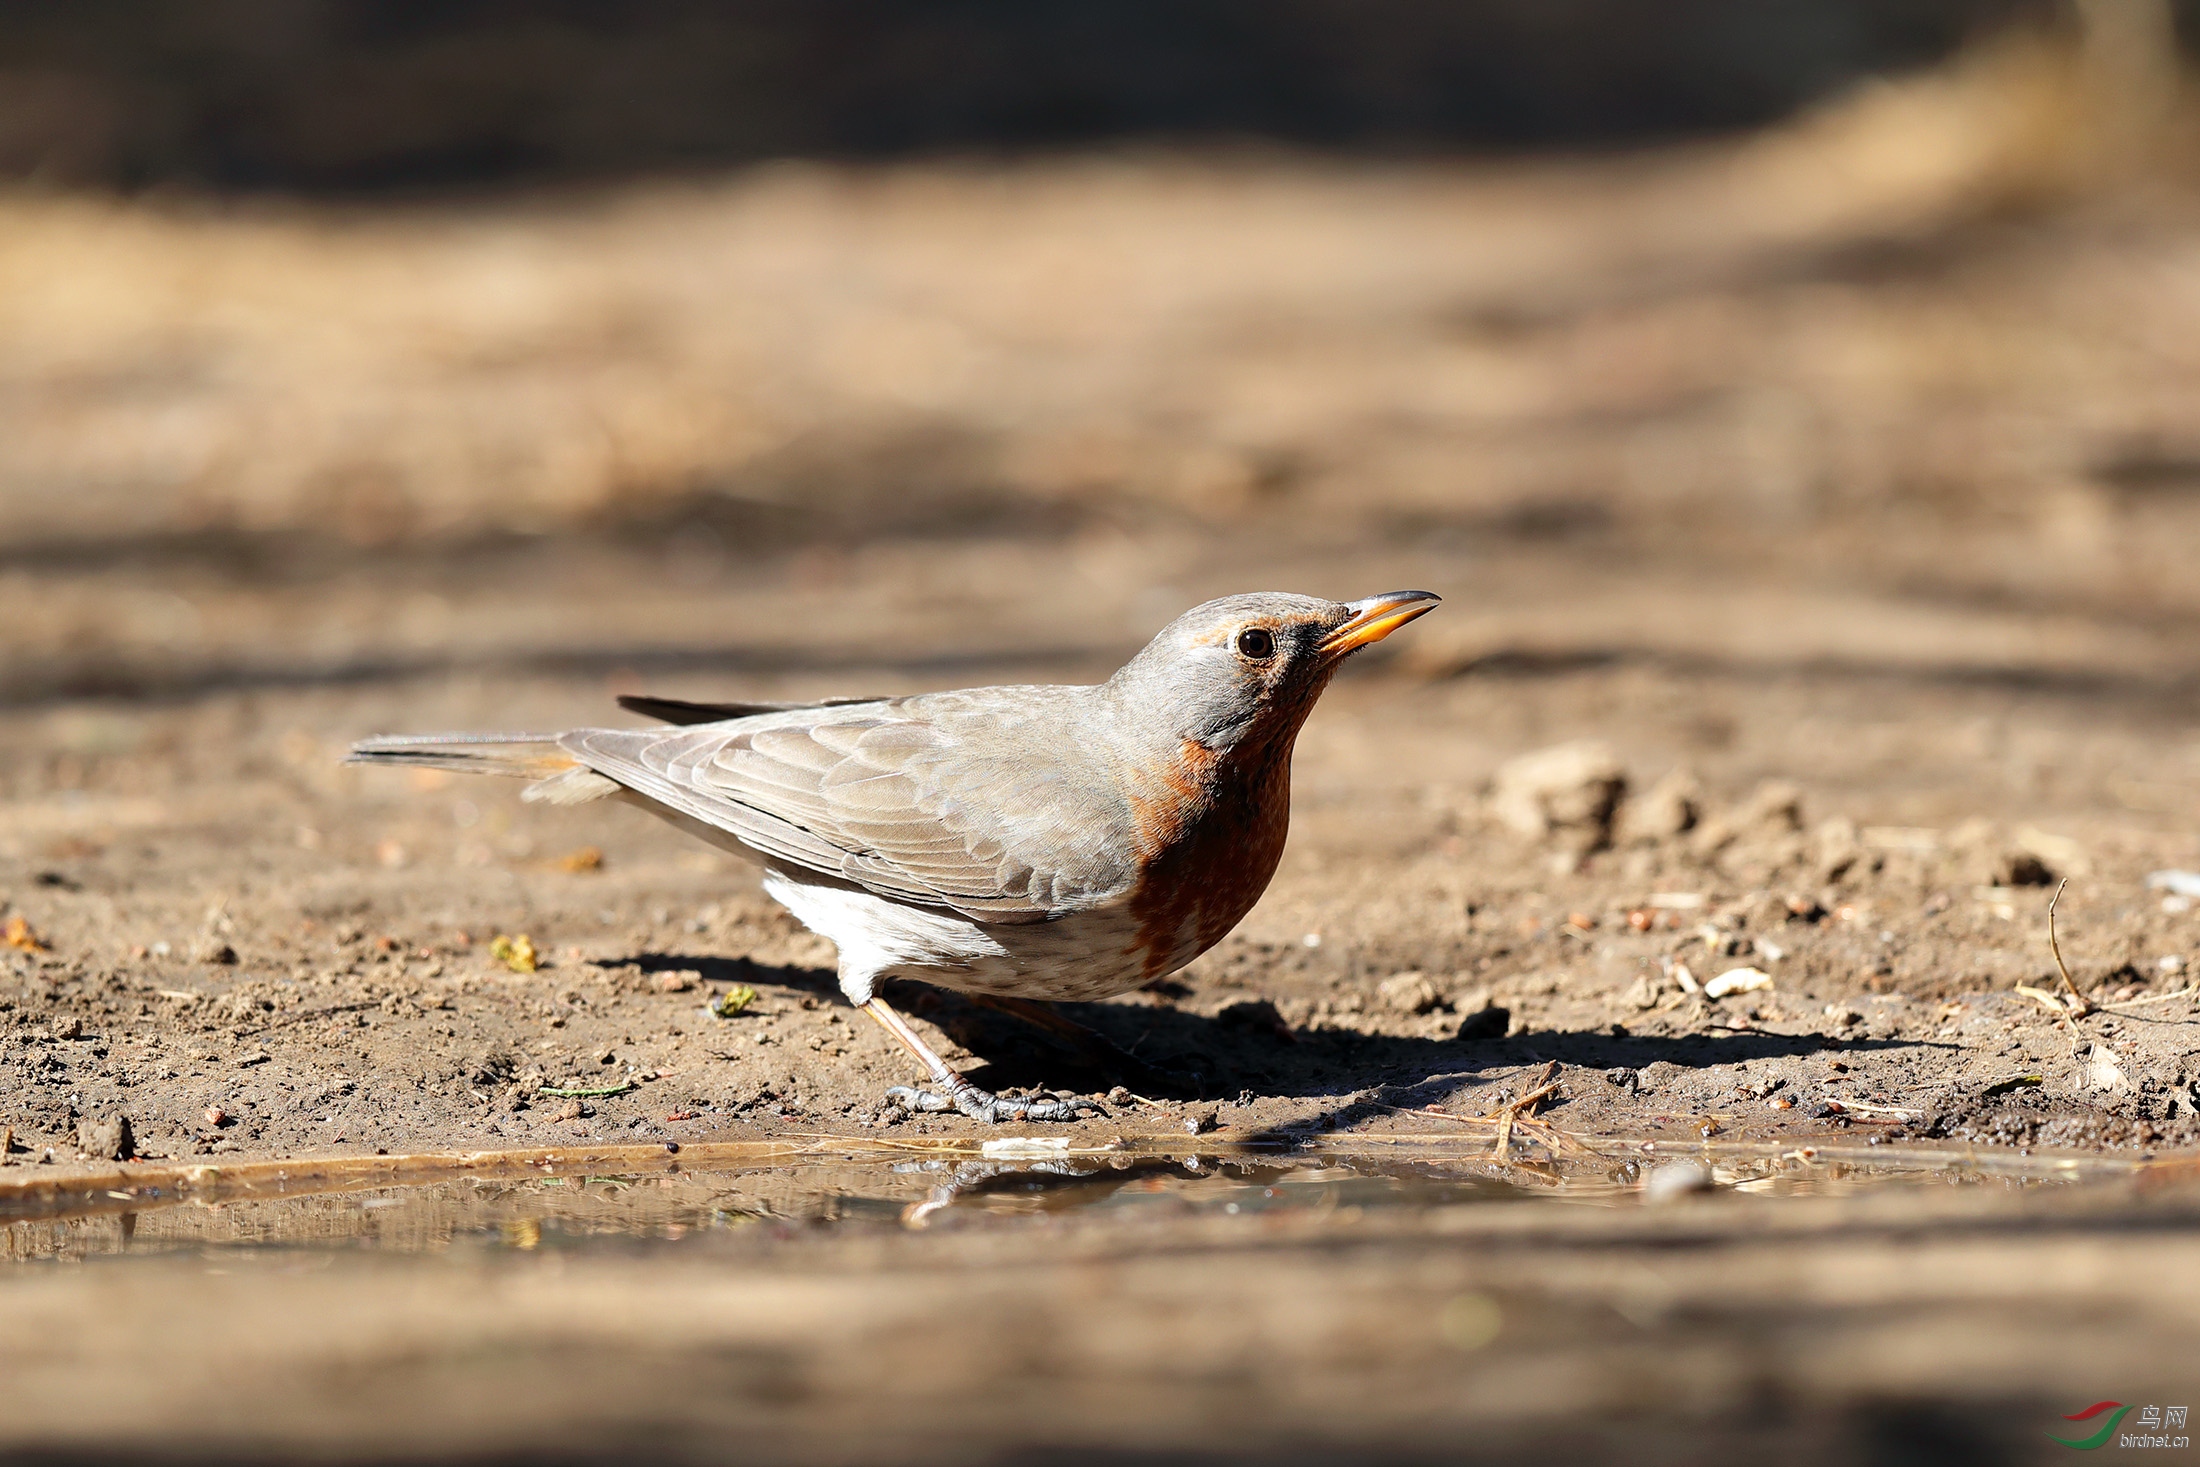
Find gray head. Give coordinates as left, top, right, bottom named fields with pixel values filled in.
left=1106, top=590, right=1440, bottom=753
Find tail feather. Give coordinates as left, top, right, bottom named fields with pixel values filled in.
left=347, top=731, right=624, bottom=805
left=347, top=731, right=574, bottom=778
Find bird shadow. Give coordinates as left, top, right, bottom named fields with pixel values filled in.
left=613, top=951, right=843, bottom=999
left=614, top=952, right=1929, bottom=1117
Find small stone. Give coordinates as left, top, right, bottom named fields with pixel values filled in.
left=1816, top=817, right=1862, bottom=881
left=1733, top=780, right=1804, bottom=834
left=1618, top=766, right=1701, bottom=844
left=1183, top=1108, right=1217, bottom=1135
left=652, top=971, right=697, bottom=993
left=554, top=1100, right=587, bottom=1122
left=1378, top=971, right=1442, bottom=1015
left=1490, top=740, right=1626, bottom=847
left=1643, top=1161, right=1713, bottom=1202
left=236, top=1050, right=272, bottom=1067
left=76, top=1115, right=133, bottom=1161
left=1692, top=782, right=1803, bottom=858
left=199, top=943, right=239, bottom=966
left=204, top=1107, right=229, bottom=1128
left=1702, top=967, right=1774, bottom=1000
left=2085, top=1046, right=2130, bottom=1093
left=54, top=1015, right=83, bottom=1040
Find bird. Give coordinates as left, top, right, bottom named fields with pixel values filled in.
left=347, top=589, right=1439, bottom=1123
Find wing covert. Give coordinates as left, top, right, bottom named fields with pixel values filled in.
left=559, top=694, right=1134, bottom=921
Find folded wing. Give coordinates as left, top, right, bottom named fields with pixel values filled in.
left=563, top=692, right=1134, bottom=923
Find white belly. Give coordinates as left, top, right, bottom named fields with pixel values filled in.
left=761, top=869, right=1163, bottom=1006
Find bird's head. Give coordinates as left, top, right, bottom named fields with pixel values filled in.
left=1108, top=589, right=1440, bottom=755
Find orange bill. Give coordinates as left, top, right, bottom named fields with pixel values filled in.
left=1318, top=590, right=1442, bottom=656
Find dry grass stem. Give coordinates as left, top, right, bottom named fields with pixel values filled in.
left=2046, top=880, right=2094, bottom=1015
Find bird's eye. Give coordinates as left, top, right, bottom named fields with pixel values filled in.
left=1236, top=627, right=1275, bottom=660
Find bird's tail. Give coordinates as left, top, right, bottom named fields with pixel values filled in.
left=345, top=732, right=620, bottom=805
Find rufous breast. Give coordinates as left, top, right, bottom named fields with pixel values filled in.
left=1122, top=733, right=1296, bottom=981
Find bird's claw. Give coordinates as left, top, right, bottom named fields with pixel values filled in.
left=884, top=1083, right=1104, bottom=1124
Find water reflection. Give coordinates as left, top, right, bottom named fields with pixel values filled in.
left=1, top=1143, right=2104, bottom=1266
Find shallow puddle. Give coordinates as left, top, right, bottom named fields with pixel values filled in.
left=0, top=1137, right=2143, bottom=1264
left=3, top=1138, right=2196, bottom=1465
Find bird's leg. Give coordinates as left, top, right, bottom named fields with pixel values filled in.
left=860, top=997, right=1104, bottom=1124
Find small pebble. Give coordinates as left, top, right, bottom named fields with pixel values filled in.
left=1643, top=1162, right=1713, bottom=1203
left=75, top=1115, right=133, bottom=1161
left=1377, top=971, right=1442, bottom=1015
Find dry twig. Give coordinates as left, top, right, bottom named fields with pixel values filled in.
left=2096, top=985, right=2198, bottom=1012
left=2046, top=880, right=2093, bottom=1016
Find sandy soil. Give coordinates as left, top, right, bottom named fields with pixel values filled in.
left=4, top=53, right=2200, bottom=1173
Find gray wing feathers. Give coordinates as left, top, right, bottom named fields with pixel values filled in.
left=556, top=697, right=1133, bottom=921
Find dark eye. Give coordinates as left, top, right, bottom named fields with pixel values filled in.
left=1236, top=627, right=1275, bottom=660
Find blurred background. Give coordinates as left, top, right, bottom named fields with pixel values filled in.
left=8, top=14, right=2200, bottom=1458
left=2, top=0, right=2199, bottom=842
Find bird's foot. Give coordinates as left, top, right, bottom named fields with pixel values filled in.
left=885, top=1082, right=1104, bottom=1124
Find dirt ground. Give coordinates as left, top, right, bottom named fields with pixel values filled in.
left=5, top=43, right=2200, bottom=1174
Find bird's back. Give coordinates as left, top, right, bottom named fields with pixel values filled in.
left=559, top=684, right=1155, bottom=922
